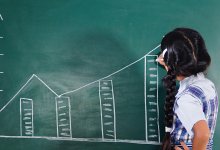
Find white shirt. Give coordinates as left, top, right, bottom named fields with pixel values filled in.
left=174, top=72, right=216, bottom=136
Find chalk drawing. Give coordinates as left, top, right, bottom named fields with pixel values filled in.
left=0, top=14, right=3, bottom=21
left=0, top=45, right=161, bottom=145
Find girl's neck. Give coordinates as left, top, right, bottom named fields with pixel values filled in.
left=176, top=75, right=185, bottom=81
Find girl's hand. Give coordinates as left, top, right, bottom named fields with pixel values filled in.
left=156, top=54, right=169, bottom=71
left=174, top=142, right=190, bottom=150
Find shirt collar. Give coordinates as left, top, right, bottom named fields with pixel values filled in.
left=176, top=72, right=205, bottom=97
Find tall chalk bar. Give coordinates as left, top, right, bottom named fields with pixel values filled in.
left=145, top=55, right=160, bottom=143
left=55, top=96, right=72, bottom=138
left=99, top=80, right=116, bottom=141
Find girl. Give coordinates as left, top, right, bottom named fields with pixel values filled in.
left=157, top=28, right=219, bottom=150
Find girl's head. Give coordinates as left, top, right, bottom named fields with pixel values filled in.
left=159, top=28, right=211, bottom=77
left=160, top=28, right=211, bottom=150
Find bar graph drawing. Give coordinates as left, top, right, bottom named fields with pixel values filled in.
left=0, top=45, right=161, bottom=145
left=99, top=80, right=117, bottom=141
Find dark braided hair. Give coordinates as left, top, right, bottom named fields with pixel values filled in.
left=161, top=28, right=211, bottom=150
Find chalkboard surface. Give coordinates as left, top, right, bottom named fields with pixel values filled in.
left=0, top=0, right=220, bottom=150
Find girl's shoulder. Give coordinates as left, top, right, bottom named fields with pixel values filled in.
left=190, top=77, right=216, bottom=100
left=176, top=77, right=216, bottom=102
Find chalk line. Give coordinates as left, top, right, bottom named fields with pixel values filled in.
left=0, top=44, right=160, bottom=112
left=0, top=14, right=3, bottom=21
left=59, top=44, right=160, bottom=96
left=0, top=74, right=59, bottom=112
left=0, top=135, right=161, bottom=145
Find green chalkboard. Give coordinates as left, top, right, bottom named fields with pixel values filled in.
left=0, top=0, right=220, bottom=150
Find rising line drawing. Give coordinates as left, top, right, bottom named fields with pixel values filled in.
left=0, top=44, right=161, bottom=145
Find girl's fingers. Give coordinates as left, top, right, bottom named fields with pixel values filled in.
left=174, top=146, right=182, bottom=150
left=174, top=142, right=190, bottom=150
left=180, top=142, right=190, bottom=150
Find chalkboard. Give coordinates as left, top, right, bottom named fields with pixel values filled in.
left=0, top=0, right=219, bottom=150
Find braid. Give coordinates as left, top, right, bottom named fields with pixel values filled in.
left=162, top=68, right=177, bottom=150
left=163, top=69, right=177, bottom=127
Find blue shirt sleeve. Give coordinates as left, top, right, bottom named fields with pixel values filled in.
left=175, top=94, right=206, bottom=136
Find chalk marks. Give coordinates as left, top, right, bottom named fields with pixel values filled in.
left=0, top=14, right=3, bottom=21
left=0, top=13, right=4, bottom=95
left=99, top=80, right=116, bottom=141
left=20, top=98, right=34, bottom=136
left=0, top=135, right=161, bottom=145
left=59, top=44, right=161, bottom=96
left=144, top=55, right=160, bottom=143
left=0, top=74, right=59, bottom=113
left=0, top=45, right=161, bottom=145
left=55, top=96, right=72, bottom=138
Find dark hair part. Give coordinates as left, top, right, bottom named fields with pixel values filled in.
left=161, top=28, right=211, bottom=150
